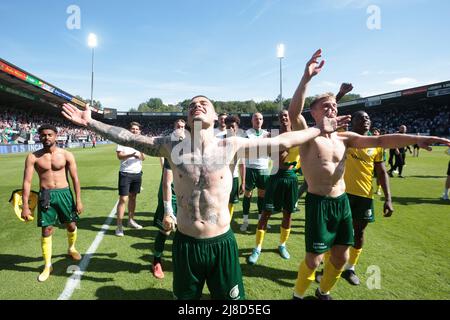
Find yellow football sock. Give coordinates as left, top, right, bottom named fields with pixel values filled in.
left=67, top=227, right=77, bottom=252
left=348, top=247, right=363, bottom=268
left=323, top=250, right=331, bottom=264
left=41, top=236, right=52, bottom=267
left=294, top=260, right=316, bottom=298
left=256, top=229, right=266, bottom=250
left=228, top=203, right=235, bottom=220
left=280, top=226, right=291, bottom=246
left=319, top=260, right=344, bottom=294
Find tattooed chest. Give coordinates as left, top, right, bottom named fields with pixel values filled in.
left=175, top=153, right=228, bottom=182
left=173, top=154, right=231, bottom=224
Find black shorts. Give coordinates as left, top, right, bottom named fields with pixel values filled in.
left=447, top=161, right=450, bottom=176
left=118, top=171, right=142, bottom=196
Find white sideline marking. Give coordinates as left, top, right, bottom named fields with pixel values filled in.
left=57, top=200, right=118, bottom=300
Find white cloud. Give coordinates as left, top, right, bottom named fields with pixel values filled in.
left=387, top=77, right=418, bottom=86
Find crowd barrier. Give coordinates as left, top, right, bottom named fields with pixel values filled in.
left=0, top=141, right=111, bottom=154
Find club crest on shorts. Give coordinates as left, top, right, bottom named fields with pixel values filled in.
left=229, top=284, right=240, bottom=299
left=365, top=209, right=373, bottom=218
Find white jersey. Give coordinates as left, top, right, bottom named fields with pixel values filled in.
left=245, top=128, right=269, bottom=169
left=116, top=145, right=143, bottom=173
left=214, top=128, right=228, bottom=139
left=233, top=158, right=241, bottom=178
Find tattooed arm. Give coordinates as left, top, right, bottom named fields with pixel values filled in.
left=232, top=115, right=351, bottom=159
left=62, top=103, right=170, bottom=157
left=233, top=127, right=322, bottom=160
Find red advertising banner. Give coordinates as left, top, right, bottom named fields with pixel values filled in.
left=0, top=61, right=27, bottom=81
left=402, top=86, right=427, bottom=96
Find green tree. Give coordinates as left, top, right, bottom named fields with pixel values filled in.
left=338, top=93, right=361, bottom=104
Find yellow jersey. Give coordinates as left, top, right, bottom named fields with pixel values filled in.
left=9, top=189, right=39, bottom=222
left=283, top=146, right=300, bottom=167
left=344, top=147, right=383, bottom=198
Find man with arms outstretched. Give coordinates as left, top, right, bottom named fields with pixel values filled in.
left=315, top=111, right=394, bottom=286
left=288, top=49, right=450, bottom=300
left=62, top=96, right=349, bottom=300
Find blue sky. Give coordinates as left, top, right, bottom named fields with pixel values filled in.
left=1, top=0, right=450, bottom=111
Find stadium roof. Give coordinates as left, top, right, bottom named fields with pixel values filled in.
left=0, top=58, right=103, bottom=115
left=1, top=57, right=449, bottom=118
left=338, top=80, right=450, bottom=109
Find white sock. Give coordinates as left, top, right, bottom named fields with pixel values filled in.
left=345, top=264, right=355, bottom=271
left=293, top=292, right=304, bottom=299
left=319, top=288, right=330, bottom=295
left=243, top=215, right=249, bottom=223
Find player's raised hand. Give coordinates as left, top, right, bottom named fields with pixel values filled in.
left=339, top=83, right=354, bottom=95
left=62, top=103, right=92, bottom=127
left=304, top=49, right=325, bottom=80
left=319, top=114, right=351, bottom=133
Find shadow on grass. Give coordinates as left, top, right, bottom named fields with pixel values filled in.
left=0, top=253, right=116, bottom=283
left=76, top=213, right=157, bottom=240
left=391, top=196, right=450, bottom=206
left=80, top=256, right=149, bottom=275
left=96, top=285, right=173, bottom=300
left=131, top=241, right=174, bottom=259
left=239, top=255, right=298, bottom=288
left=406, top=175, right=446, bottom=179
left=81, top=186, right=117, bottom=191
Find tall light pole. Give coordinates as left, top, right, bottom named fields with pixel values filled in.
left=87, top=33, right=98, bottom=107
left=277, top=43, right=285, bottom=111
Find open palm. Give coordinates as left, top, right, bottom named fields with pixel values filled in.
left=62, top=103, right=91, bottom=127
left=320, top=115, right=351, bottom=133
left=305, top=49, right=325, bottom=79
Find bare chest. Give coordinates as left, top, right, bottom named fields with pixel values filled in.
left=171, top=146, right=232, bottom=187
left=35, top=153, right=67, bottom=173
left=307, top=136, right=347, bottom=164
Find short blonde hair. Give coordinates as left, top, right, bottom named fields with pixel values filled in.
left=310, top=92, right=336, bottom=110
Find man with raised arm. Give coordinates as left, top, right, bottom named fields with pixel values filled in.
left=315, top=111, right=394, bottom=286
left=62, top=95, right=349, bottom=300
left=22, top=124, right=83, bottom=282
left=288, top=49, right=450, bottom=300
